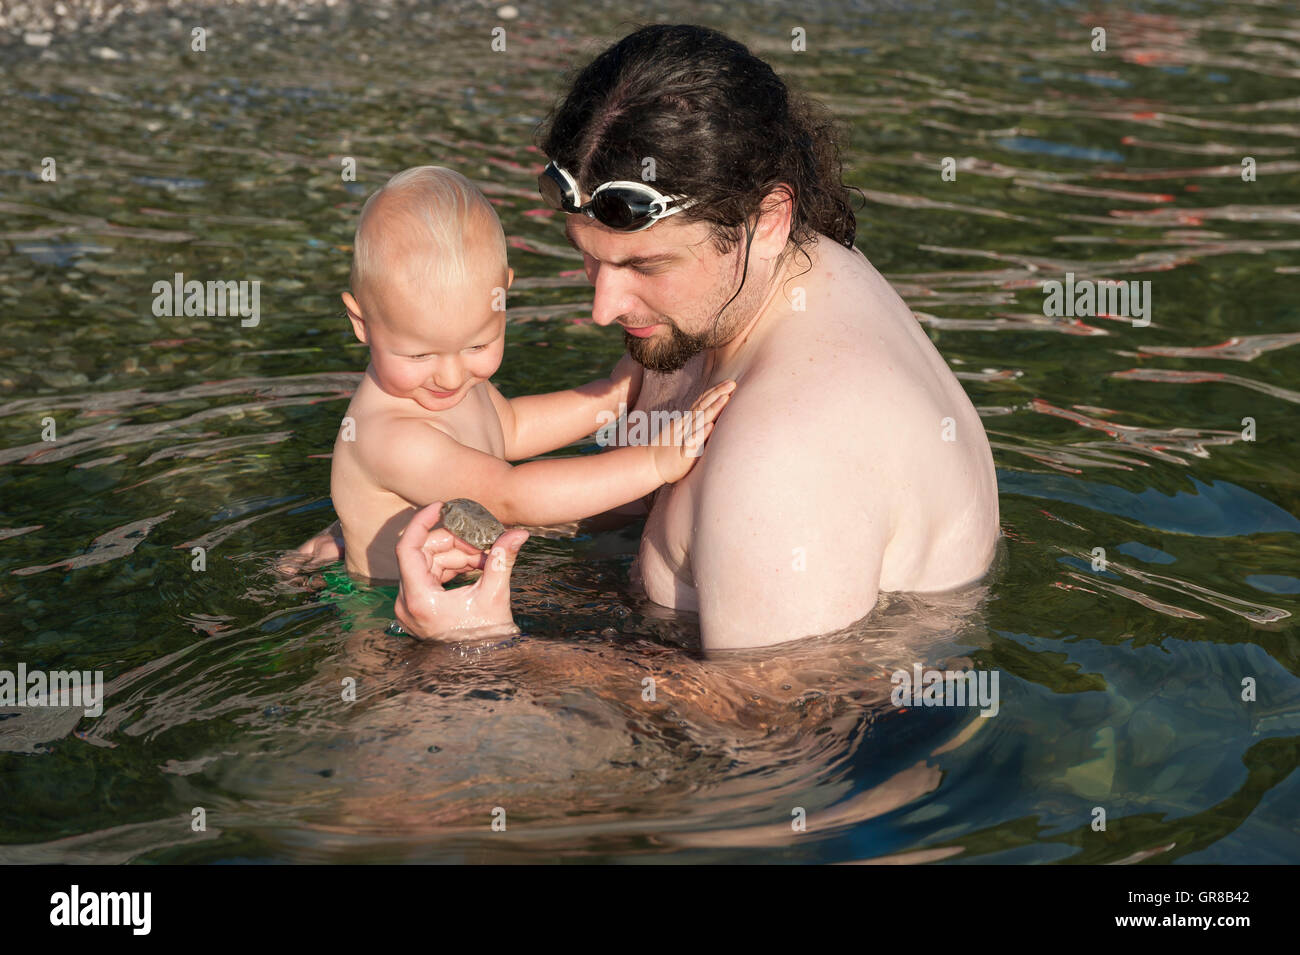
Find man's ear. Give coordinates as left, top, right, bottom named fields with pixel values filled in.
left=756, top=184, right=795, bottom=257
left=342, top=291, right=368, bottom=345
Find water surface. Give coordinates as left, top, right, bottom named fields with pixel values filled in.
left=1, top=0, right=1297, bottom=863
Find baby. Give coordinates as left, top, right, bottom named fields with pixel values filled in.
left=305, top=165, right=732, bottom=581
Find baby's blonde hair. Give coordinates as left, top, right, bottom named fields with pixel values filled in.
left=350, top=165, right=507, bottom=303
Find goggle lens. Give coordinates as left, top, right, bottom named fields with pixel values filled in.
left=538, top=170, right=575, bottom=212
left=591, top=189, right=655, bottom=230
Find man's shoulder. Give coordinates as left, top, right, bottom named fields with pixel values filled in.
left=743, top=315, right=877, bottom=412
left=754, top=250, right=937, bottom=396
left=700, top=362, right=858, bottom=481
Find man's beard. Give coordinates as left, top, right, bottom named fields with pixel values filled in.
left=624, top=321, right=711, bottom=373
left=624, top=240, right=760, bottom=373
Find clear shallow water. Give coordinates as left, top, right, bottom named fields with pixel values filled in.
left=1, top=0, right=1297, bottom=863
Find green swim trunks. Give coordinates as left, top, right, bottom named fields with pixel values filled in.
left=318, top=569, right=399, bottom=632
left=317, top=569, right=518, bottom=648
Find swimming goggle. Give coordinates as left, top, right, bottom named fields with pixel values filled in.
left=537, top=160, right=697, bottom=233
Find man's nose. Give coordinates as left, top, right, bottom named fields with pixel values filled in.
left=589, top=263, right=637, bottom=327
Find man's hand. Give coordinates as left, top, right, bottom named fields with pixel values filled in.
left=650, top=379, right=736, bottom=484
left=393, top=501, right=530, bottom=640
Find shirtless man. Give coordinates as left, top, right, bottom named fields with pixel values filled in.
left=366, top=25, right=999, bottom=649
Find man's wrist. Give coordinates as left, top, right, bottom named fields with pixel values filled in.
left=406, top=620, right=521, bottom=643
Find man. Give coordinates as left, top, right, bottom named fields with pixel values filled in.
left=386, top=24, right=999, bottom=650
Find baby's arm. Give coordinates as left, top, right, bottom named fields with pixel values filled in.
left=370, top=380, right=734, bottom=527
left=279, top=520, right=344, bottom=575
left=490, top=354, right=642, bottom=461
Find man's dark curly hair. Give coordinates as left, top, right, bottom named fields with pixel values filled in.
left=534, top=24, right=863, bottom=273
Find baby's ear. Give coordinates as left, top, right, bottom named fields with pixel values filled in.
left=342, top=291, right=368, bottom=344
left=506, top=267, right=514, bottom=290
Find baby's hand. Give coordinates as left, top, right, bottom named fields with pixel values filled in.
left=277, top=520, right=345, bottom=576
left=650, top=379, right=736, bottom=484
left=610, top=353, right=644, bottom=408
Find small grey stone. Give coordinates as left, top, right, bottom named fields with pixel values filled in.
left=435, top=499, right=506, bottom=551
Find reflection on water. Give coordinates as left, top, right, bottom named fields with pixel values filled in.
left=0, top=0, right=1297, bottom=863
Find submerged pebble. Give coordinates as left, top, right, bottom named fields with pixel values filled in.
left=435, top=498, right=506, bottom=551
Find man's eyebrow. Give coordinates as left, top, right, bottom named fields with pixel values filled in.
left=563, top=221, right=676, bottom=267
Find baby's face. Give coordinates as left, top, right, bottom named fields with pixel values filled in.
left=345, top=260, right=511, bottom=414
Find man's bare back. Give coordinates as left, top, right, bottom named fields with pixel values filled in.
left=629, top=235, right=999, bottom=648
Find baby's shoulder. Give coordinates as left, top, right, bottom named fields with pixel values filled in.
left=358, top=405, right=459, bottom=448
left=342, top=410, right=461, bottom=495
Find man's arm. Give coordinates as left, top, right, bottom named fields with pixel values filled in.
left=690, top=386, right=888, bottom=650
left=488, top=354, right=642, bottom=461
